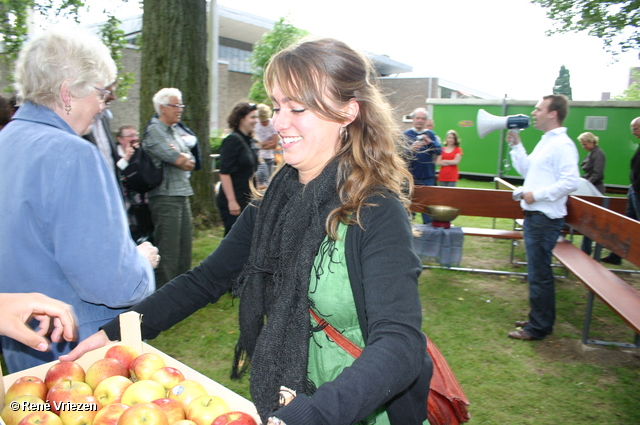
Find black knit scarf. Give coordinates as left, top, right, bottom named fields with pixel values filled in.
left=232, top=159, right=342, bottom=422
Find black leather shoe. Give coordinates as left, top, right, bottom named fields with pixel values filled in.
left=600, top=255, right=622, bottom=265
left=508, top=329, right=539, bottom=340
left=515, top=321, right=529, bottom=328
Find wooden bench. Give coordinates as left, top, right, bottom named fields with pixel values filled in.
left=411, top=184, right=640, bottom=348
left=553, top=195, right=640, bottom=347
left=412, top=185, right=526, bottom=240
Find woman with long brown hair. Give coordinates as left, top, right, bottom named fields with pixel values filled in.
left=63, top=37, right=432, bottom=425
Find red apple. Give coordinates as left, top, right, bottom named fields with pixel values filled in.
left=17, top=411, right=63, bottom=425
left=168, top=380, right=208, bottom=412
left=186, top=395, right=230, bottom=425
left=92, top=403, right=129, bottom=425
left=212, top=411, right=258, bottom=425
left=149, top=367, right=185, bottom=394
left=121, top=380, right=166, bottom=406
left=45, top=380, right=93, bottom=415
left=105, top=345, right=139, bottom=371
left=1, top=395, right=46, bottom=425
left=94, top=375, right=134, bottom=406
left=57, top=394, right=100, bottom=425
left=5, top=376, right=47, bottom=404
left=128, top=353, right=165, bottom=382
left=152, top=398, right=186, bottom=424
left=85, top=358, right=129, bottom=390
left=116, top=402, right=168, bottom=425
left=44, top=362, right=85, bottom=390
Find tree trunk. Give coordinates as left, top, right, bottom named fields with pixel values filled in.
left=140, top=0, right=218, bottom=227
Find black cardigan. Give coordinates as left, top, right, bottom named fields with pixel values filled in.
left=102, top=192, right=431, bottom=425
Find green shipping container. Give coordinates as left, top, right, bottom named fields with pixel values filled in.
left=426, top=99, right=640, bottom=189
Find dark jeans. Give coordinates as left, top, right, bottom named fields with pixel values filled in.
left=605, top=187, right=640, bottom=261
left=523, top=211, right=564, bottom=339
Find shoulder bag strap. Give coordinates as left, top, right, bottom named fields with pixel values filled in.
left=309, top=308, right=362, bottom=359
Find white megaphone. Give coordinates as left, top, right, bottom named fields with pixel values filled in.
left=477, top=109, right=531, bottom=138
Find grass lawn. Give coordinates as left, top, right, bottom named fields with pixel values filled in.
left=3, top=178, right=639, bottom=424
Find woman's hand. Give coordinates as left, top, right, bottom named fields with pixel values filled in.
left=137, top=241, right=160, bottom=269
left=228, top=200, right=241, bottom=216
left=0, top=293, right=77, bottom=351
left=58, top=330, right=111, bottom=362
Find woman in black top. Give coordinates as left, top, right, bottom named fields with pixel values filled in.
left=217, top=102, right=259, bottom=235
left=61, top=38, right=431, bottom=425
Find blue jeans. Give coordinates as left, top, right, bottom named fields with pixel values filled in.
left=605, top=187, right=640, bottom=261
left=523, top=211, right=564, bottom=339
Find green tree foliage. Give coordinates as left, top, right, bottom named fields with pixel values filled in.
left=0, top=0, right=84, bottom=80
left=97, top=14, right=135, bottom=100
left=613, top=69, right=640, bottom=100
left=531, top=0, right=640, bottom=55
left=553, top=65, right=573, bottom=99
left=140, top=0, right=216, bottom=226
left=248, top=17, right=307, bottom=104
left=0, top=1, right=133, bottom=97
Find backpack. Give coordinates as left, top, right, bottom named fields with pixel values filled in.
left=122, top=147, right=164, bottom=194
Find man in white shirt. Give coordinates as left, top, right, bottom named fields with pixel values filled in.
left=506, top=94, right=579, bottom=341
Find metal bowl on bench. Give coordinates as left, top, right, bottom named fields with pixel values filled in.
left=424, top=205, right=460, bottom=222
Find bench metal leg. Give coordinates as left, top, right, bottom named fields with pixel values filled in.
left=421, top=264, right=528, bottom=276
left=582, top=291, right=640, bottom=348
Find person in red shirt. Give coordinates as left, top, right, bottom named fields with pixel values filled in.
left=436, top=130, right=463, bottom=186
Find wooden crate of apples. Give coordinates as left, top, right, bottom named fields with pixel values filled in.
left=1, top=311, right=259, bottom=425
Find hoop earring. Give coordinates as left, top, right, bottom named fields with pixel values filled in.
left=65, top=105, right=72, bottom=115
left=339, top=125, right=349, bottom=143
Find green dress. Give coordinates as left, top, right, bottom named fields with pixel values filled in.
left=307, top=222, right=391, bottom=425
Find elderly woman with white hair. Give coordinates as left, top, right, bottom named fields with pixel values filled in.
left=142, top=87, right=196, bottom=288
left=0, top=26, right=158, bottom=373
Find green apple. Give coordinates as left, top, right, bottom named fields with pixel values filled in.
left=57, top=394, right=100, bottom=425
left=16, top=410, right=63, bottom=425
left=115, top=402, right=168, bottom=425
left=1, top=395, right=46, bottom=425
left=186, top=395, right=230, bottom=425
left=121, top=380, right=166, bottom=406
left=168, top=380, right=208, bottom=412
left=94, top=375, right=134, bottom=406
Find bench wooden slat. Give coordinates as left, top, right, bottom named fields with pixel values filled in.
left=565, top=196, right=640, bottom=265
left=412, top=186, right=524, bottom=219
left=553, top=240, right=640, bottom=335
left=461, top=227, right=523, bottom=239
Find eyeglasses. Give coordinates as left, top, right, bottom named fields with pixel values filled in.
left=94, top=86, right=112, bottom=101
left=165, top=103, right=186, bottom=109
left=121, top=133, right=139, bottom=138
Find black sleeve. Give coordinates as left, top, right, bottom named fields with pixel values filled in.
left=218, top=133, right=243, bottom=175
left=101, top=204, right=258, bottom=341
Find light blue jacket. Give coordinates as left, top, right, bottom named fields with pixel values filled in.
left=0, top=102, right=155, bottom=372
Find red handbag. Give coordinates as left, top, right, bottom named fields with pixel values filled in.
left=310, top=308, right=470, bottom=425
